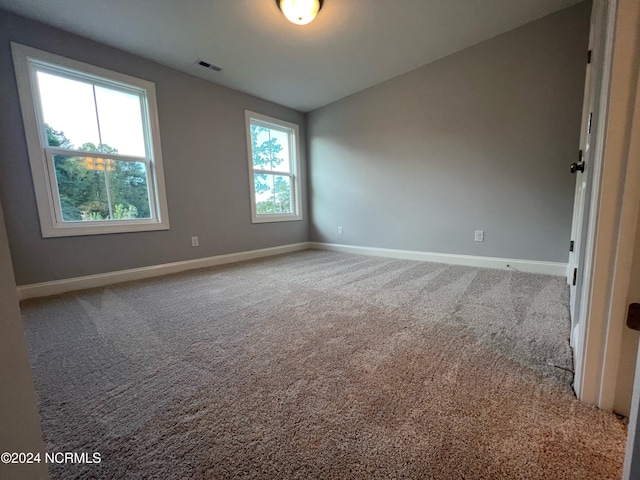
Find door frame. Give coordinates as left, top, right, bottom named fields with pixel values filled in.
left=574, top=0, right=640, bottom=413
left=622, top=57, right=640, bottom=478
left=621, top=26, right=640, bottom=474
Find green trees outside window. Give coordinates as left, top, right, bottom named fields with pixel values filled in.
left=47, top=125, right=151, bottom=222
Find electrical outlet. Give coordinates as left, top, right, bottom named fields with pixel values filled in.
left=474, top=230, right=484, bottom=242
left=338, top=226, right=343, bottom=235
left=191, top=236, right=199, bottom=247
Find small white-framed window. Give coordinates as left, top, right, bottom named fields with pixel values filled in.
left=245, top=110, right=302, bottom=223
left=11, top=42, right=170, bottom=238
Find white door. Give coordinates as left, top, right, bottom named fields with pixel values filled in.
left=567, top=1, right=607, bottom=354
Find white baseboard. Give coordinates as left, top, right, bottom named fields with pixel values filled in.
left=309, top=242, right=567, bottom=277
left=17, top=242, right=310, bottom=301
left=17, top=241, right=567, bottom=301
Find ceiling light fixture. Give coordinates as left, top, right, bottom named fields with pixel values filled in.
left=276, top=0, right=323, bottom=26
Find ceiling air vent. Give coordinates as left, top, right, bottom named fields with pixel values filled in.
left=196, top=59, right=222, bottom=72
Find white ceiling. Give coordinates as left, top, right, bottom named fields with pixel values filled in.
left=0, top=0, right=584, bottom=112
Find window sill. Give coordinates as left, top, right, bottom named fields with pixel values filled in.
left=251, top=214, right=303, bottom=224
left=41, top=220, right=170, bottom=238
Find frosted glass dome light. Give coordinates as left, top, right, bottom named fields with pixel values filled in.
left=277, top=0, right=322, bottom=26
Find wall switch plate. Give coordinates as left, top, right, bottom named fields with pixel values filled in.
left=191, top=236, right=199, bottom=247
left=474, top=230, right=484, bottom=242
left=338, top=226, right=343, bottom=235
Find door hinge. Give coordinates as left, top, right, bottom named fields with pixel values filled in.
left=570, top=240, right=574, bottom=252
left=587, top=50, right=592, bottom=64
left=588, top=112, right=592, bottom=134
left=572, top=268, right=578, bottom=286
left=627, top=303, right=640, bottom=331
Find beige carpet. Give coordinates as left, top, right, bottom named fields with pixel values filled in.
left=21, top=250, right=626, bottom=479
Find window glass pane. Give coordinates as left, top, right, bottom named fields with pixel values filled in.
left=254, top=174, right=292, bottom=215
left=107, top=159, right=152, bottom=219
left=37, top=71, right=100, bottom=149
left=53, top=154, right=151, bottom=222
left=53, top=154, right=108, bottom=221
left=270, top=129, right=290, bottom=173
left=273, top=175, right=293, bottom=214
left=254, top=173, right=275, bottom=214
left=95, top=86, right=146, bottom=157
left=250, top=124, right=291, bottom=173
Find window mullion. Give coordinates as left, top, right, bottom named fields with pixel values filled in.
left=92, top=84, right=103, bottom=147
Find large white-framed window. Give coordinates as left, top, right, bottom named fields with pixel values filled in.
left=245, top=110, right=302, bottom=223
left=11, top=42, right=170, bottom=238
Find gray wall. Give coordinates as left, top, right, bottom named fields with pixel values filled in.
left=0, top=10, right=308, bottom=286
left=0, top=197, right=49, bottom=480
left=307, top=3, right=590, bottom=263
